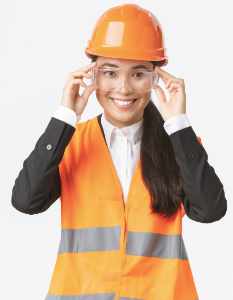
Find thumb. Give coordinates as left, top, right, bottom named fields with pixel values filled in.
left=81, top=83, right=97, bottom=100
left=153, top=83, right=167, bottom=104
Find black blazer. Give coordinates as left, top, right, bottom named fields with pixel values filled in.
left=11, top=114, right=227, bottom=222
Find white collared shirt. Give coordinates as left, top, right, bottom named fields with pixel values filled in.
left=101, top=112, right=143, bottom=201
left=52, top=105, right=190, bottom=202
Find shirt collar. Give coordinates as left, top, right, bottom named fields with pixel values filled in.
left=101, top=112, right=143, bottom=148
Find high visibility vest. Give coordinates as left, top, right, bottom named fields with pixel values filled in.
left=45, top=115, right=199, bottom=300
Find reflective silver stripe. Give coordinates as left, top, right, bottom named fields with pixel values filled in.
left=58, top=226, right=187, bottom=259
left=126, top=231, right=188, bottom=260
left=120, top=298, right=143, bottom=300
left=45, top=293, right=115, bottom=300
left=58, top=226, right=121, bottom=253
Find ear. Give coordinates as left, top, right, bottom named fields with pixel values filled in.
left=180, top=201, right=186, bottom=217
left=197, top=136, right=202, bottom=145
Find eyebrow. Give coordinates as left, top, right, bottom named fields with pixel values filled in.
left=99, top=63, right=152, bottom=70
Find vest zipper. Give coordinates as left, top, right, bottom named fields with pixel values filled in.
left=116, top=192, right=128, bottom=300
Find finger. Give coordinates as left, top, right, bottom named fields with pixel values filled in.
left=165, top=84, right=179, bottom=95
left=168, top=85, right=179, bottom=95
left=167, top=81, right=184, bottom=92
left=165, top=79, right=173, bottom=89
left=68, top=78, right=86, bottom=95
left=152, top=72, right=159, bottom=84
left=153, top=83, right=167, bottom=103
left=80, top=83, right=96, bottom=100
left=84, top=72, right=93, bottom=78
left=72, top=62, right=97, bottom=76
left=71, top=68, right=96, bottom=79
left=72, top=78, right=87, bottom=88
left=76, top=72, right=93, bottom=79
left=82, top=61, right=97, bottom=72
left=165, top=78, right=185, bottom=90
left=155, top=67, right=177, bottom=83
left=73, top=74, right=93, bottom=82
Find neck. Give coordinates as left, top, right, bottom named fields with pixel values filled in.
left=103, top=112, right=143, bottom=128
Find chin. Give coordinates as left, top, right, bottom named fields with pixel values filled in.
left=105, top=109, right=142, bottom=127
left=96, top=92, right=149, bottom=126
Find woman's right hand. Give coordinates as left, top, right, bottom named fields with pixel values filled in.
left=61, top=61, right=97, bottom=116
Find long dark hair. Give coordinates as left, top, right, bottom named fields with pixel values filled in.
left=90, top=55, right=183, bottom=218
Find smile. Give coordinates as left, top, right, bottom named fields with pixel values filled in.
left=109, top=97, right=137, bottom=109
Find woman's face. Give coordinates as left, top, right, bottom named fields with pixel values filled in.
left=94, top=56, right=155, bottom=128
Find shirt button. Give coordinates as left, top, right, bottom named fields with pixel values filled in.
left=46, top=144, right=52, bottom=150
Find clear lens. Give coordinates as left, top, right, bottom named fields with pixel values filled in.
left=92, top=67, right=159, bottom=92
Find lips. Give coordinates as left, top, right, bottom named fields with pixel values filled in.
left=109, top=97, right=137, bottom=108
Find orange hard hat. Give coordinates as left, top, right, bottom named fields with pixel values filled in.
left=85, top=4, right=168, bottom=65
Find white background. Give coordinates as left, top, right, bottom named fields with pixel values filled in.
left=1, top=0, right=232, bottom=299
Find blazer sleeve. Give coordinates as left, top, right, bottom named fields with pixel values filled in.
left=11, top=117, right=76, bottom=215
left=168, top=126, right=227, bottom=223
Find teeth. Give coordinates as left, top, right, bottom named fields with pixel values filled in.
left=110, top=97, right=136, bottom=107
left=115, top=100, right=133, bottom=105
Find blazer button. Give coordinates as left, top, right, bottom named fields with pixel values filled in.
left=189, top=152, right=195, bottom=159
left=46, top=144, right=52, bottom=150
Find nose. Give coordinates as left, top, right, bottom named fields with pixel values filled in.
left=115, top=76, right=134, bottom=94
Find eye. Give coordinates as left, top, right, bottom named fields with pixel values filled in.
left=134, top=71, right=145, bottom=78
left=102, top=70, right=117, bottom=78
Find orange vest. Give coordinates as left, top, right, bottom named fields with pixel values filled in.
left=45, top=115, right=199, bottom=300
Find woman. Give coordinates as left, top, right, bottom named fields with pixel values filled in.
left=11, top=4, right=227, bottom=300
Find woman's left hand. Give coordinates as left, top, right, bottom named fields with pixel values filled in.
left=153, top=67, right=186, bottom=121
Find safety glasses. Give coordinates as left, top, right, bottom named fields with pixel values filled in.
left=91, top=67, right=159, bottom=92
